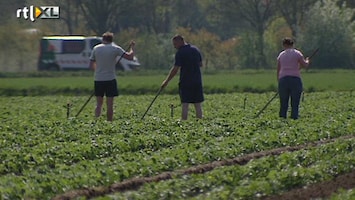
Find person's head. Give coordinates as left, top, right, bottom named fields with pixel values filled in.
left=172, top=35, right=185, bottom=49
left=102, top=32, right=114, bottom=43
left=282, top=37, right=294, bottom=48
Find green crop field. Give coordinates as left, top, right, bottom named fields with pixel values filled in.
left=0, top=70, right=354, bottom=96
left=1, top=90, right=355, bottom=199
left=0, top=70, right=355, bottom=199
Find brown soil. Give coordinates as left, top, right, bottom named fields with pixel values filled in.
left=52, top=135, right=355, bottom=200
left=263, top=171, right=355, bottom=200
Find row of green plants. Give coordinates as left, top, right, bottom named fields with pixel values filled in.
left=330, top=189, right=355, bottom=200
left=0, top=91, right=354, bottom=199
left=0, top=70, right=354, bottom=96
left=99, top=138, right=355, bottom=199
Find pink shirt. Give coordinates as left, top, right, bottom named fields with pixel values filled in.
left=277, top=48, right=308, bottom=79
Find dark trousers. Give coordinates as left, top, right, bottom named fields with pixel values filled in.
left=278, top=76, right=303, bottom=119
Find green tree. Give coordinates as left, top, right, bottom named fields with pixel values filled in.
left=211, top=0, right=249, bottom=39
left=53, top=0, right=82, bottom=34
left=0, top=23, right=40, bottom=71
left=130, top=32, right=175, bottom=70
left=133, top=0, right=212, bottom=34
left=78, top=0, right=135, bottom=34
left=26, top=0, right=84, bottom=34
left=172, top=0, right=207, bottom=30
left=264, top=17, right=292, bottom=68
left=274, top=0, right=318, bottom=39
left=176, top=27, right=220, bottom=70
left=338, top=0, right=355, bottom=8
left=221, top=0, right=278, bottom=69
left=136, top=0, right=174, bottom=34
left=0, top=0, right=25, bottom=25
left=299, top=0, right=355, bottom=68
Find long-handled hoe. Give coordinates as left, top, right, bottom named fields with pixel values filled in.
left=75, top=44, right=131, bottom=118
left=254, top=92, right=278, bottom=118
left=141, top=87, right=164, bottom=120
left=75, top=93, right=95, bottom=117
left=308, top=48, right=319, bottom=60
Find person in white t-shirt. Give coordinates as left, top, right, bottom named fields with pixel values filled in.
left=89, top=32, right=135, bottom=121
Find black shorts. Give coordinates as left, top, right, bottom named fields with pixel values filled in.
left=94, top=79, right=118, bottom=97
left=179, top=84, right=204, bottom=103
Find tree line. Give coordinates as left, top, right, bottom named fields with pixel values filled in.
left=0, top=0, right=354, bottom=71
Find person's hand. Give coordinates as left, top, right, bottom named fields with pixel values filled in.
left=305, top=57, right=310, bottom=69
left=161, top=79, right=169, bottom=89
left=305, top=57, right=310, bottom=64
left=129, top=40, right=136, bottom=48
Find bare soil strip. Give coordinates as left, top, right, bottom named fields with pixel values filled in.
left=263, top=170, right=355, bottom=200
left=52, top=135, right=355, bottom=200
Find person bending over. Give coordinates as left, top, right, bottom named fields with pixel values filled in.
left=161, top=35, right=204, bottom=120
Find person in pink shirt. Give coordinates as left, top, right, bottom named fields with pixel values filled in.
left=277, top=37, right=309, bottom=119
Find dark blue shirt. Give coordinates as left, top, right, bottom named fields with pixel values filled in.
left=174, top=44, right=202, bottom=87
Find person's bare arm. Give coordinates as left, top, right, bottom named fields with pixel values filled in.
left=89, top=60, right=96, bottom=70
left=299, top=57, right=310, bottom=69
left=161, top=66, right=180, bottom=88
left=123, top=40, right=136, bottom=60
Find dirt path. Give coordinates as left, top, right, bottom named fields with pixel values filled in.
left=52, top=135, right=355, bottom=200
left=263, top=170, right=355, bottom=200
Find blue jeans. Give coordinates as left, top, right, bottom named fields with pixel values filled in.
left=278, top=76, right=303, bottom=119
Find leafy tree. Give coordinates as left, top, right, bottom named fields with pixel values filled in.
left=132, top=32, right=175, bottom=70
left=78, top=0, right=135, bottom=34
left=172, top=0, right=208, bottom=31
left=338, top=0, right=355, bottom=21
left=236, top=31, right=260, bottom=69
left=211, top=0, right=250, bottom=39
left=2, top=0, right=355, bottom=72
left=0, top=0, right=25, bottom=25
left=24, top=0, right=84, bottom=34
left=52, top=0, right=82, bottom=34
left=0, top=23, right=40, bottom=71
left=135, top=0, right=174, bottom=34
left=264, top=17, right=292, bottom=68
left=221, top=0, right=278, bottom=68
left=274, top=0, right=318, bottom=39
left=218, top=38, right=239, bottom=70
left=176, top=27, right=221, bottom=70
left=299, top=0, right=355, bottom=68
left=338, top=0, right=355, bottom=8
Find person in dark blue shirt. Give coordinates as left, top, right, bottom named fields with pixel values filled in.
left=161, top=35, right=204, bottom=120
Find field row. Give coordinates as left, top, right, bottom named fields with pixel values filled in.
left=0, top=70, right=354, bottom=96
left=98, top=138, right=355, bottom=200
left=52, top=135, right=355, bottom=199
left=0, top=92, right=354, bottom=199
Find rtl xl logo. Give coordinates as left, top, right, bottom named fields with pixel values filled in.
left=16, top=6, right=60, bottom=22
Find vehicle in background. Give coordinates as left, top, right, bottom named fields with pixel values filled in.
left=37, top=36, right=140, bottom=71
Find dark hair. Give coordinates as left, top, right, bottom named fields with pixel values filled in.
left=282, top=37, right=294, bottom=46
left=102, top=32, right=114, bottom=43
left=172, top=34, right=184, bottom=42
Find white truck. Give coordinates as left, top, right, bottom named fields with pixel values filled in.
left=37, top=36, right=140, bottom=71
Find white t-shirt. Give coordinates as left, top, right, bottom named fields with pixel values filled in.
left=90, top=43, right=125, bottom=81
